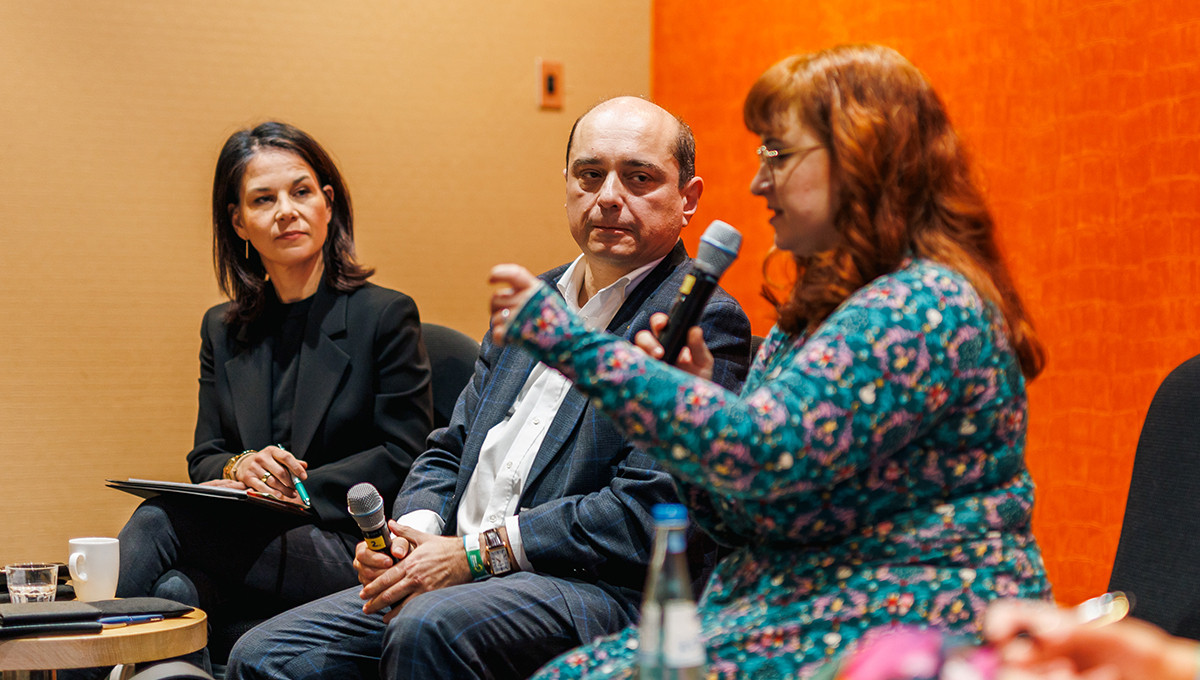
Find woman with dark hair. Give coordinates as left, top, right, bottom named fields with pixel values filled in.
left=116, top=122, right=433, bottom=660
left=490, top=45, right=1051, bottom=678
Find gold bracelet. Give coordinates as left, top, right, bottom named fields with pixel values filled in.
left=223, top=450, right=256, bottom=480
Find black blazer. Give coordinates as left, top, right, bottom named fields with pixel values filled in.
left=187, top=282, right=434, bottom=531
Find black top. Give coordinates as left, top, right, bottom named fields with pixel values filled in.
left=268, top=294, right=316, bottom=451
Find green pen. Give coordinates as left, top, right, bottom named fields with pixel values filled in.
left=275, top=444, right=311, bottom=508
left=291, top=474, right=312, bottom=507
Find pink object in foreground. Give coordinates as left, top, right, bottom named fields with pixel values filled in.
left=819, top=627, right=1000, bottom=680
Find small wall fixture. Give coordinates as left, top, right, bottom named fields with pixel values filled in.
left=539, top=59, right=563, bottom=110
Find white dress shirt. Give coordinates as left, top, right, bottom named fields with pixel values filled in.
left=397, top=254, right=665, bottom=571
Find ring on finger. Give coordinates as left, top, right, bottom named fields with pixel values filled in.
left=500, top=308, right=510, bottom=320
left=261, top=472, right=273, bottom=483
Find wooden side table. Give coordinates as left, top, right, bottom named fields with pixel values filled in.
left=0, top=608, right=206, bottom=679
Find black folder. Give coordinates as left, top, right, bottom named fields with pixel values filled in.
left=92, top=597, right=195, bottom=618
left=0, top=601, right=102, bottom=638
left=106, top=478, right=313, bottom=516
left=0, top=598, right=195, bottom=638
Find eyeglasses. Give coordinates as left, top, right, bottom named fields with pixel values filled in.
left=755, top=144, right=824, bottom=185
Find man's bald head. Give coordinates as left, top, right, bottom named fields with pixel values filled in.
left=565, top=96, right=696, bottom=187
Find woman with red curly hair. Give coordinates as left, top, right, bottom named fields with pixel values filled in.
left=491, top=44, right=1051, bottom=679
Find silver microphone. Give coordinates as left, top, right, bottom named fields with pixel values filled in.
left=347, top=482, right=393, bottom=554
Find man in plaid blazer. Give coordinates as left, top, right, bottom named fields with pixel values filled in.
left=227, top=96, right=751, bottom=680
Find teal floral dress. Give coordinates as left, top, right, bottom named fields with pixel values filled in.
left=509, top=259, right=1051, bottom=680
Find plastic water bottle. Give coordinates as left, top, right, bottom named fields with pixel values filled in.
left=638, top=503, right=705, bottom=680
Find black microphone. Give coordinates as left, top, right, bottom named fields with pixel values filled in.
left=659, top=220, right=742, bottom=365
left=347, top=482, right=394, bottom=554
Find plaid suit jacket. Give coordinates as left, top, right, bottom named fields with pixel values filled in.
left=392, top=240, right=751, bottom=622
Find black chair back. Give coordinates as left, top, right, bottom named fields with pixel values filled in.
left=750, top=334, right=765, bottom=361
left=421, top=322, right=480, bottom=428
left=1109, top=353, right=1200, bottom=640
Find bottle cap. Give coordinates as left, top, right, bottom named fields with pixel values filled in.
left=652, top=503, right=688, bottom=525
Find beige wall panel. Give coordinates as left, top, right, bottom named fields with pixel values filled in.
left=0, top=1, right=649, bottom=564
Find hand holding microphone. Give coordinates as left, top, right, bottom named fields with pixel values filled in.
left=487, top=220, right=741, bottom=367
left=636, top=314, right=715, bottom=379
left=649, top=220, right=742, bottom=367
left=348, top=483, right=398, bottom=564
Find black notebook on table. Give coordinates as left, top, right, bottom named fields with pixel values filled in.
left=0, top=597, right=195, bottom=638
left=106, top=478, right=313, bottom=516
left=0, top=601, right=103, bottom=637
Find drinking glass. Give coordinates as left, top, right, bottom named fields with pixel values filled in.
left=5, top=562, right=58, bottom=603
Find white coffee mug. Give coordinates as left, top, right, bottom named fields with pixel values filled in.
left=68, top=537, right=120, bottom=601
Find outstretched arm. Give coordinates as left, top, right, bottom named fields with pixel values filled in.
left=490, top=261, right=1013, bottom=504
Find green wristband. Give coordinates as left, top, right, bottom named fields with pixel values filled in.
left=463, top=533, right=488, bottom=580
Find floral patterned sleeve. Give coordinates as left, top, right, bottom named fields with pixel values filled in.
left=504, top=260, right=1018, bottom=502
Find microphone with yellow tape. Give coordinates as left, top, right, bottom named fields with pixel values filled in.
left=347, top=482, right=394, bottom=556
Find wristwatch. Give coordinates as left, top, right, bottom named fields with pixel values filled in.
left=481, top=528, right=513, bottom=577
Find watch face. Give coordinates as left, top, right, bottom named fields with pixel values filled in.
left=489, top=547, right=511, bottom=575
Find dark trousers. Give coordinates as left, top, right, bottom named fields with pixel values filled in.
left=225, top=572, right=637, bottom=680
left=116, top=496, right=361, bottom=667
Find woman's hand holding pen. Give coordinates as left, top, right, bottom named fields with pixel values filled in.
left=236, top=445, right=309, bottom=503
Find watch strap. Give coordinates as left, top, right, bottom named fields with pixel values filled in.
left=481, top=527, right=513, bottom=576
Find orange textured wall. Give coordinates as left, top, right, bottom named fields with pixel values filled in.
left=653, top=1, right=1200, bottom=604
